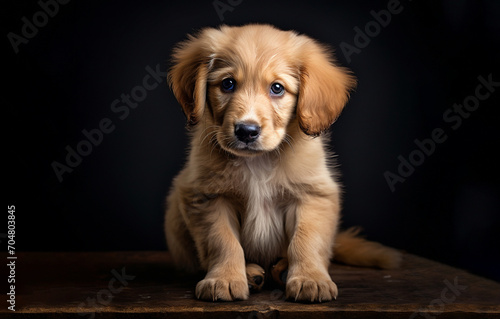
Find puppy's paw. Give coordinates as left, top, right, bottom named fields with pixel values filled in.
left=286, top=274, right=338, bottom=303
left=271, top=258, right=289, bottom=287
left=195, top=276, right=249, bottom=301
left=246, top=263, right=265, bottom=292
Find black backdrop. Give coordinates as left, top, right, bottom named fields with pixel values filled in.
left=4, top=0, right=500, bottom=281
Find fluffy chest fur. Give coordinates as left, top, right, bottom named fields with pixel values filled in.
left=238, top=156, right=288, bottom=267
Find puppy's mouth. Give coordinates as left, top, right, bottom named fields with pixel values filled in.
left=223, top=139, right=265, bottom=157
left=234, top=141, right=263, bottom=152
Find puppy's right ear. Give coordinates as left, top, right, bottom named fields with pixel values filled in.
left=296, top=38, right=356, bottom=136
left=168, top=31, right=211, bottom=126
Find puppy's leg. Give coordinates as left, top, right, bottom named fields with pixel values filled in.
left=286, top=194, right=339, bottom=302
left=165, top=190, right=199, bottom=273
left=190, top=196, right=249, bottom=301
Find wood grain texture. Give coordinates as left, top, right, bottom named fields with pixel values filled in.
left=2, top=251, right=499, bottom=318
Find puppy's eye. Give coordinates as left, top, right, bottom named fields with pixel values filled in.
left=270, top=83, right=285, bottom=96
left=221, top=78, right=236, bottom=93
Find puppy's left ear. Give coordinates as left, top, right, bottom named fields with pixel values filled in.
left=297, top=39, right=357, bottom=136
left=168, top=30, right=212, bottom=126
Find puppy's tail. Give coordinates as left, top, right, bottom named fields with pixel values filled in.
left=333, top=227, right=402, bottom=269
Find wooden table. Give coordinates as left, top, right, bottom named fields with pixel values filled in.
left=2, top=251, right=499, bottom=318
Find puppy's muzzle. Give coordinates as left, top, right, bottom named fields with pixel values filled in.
left=234, top=123, right=261, bottom=144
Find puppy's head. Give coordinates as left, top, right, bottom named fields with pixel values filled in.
left=168, top=24, right=356, bottom=157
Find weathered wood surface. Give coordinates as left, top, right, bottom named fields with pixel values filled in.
left=2, top=251, right=499, bottom=318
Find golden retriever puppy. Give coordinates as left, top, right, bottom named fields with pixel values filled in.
left=165, top=24, right=401, bottom=302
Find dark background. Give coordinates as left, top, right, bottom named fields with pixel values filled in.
left=4, top=0, right=500, bottom=281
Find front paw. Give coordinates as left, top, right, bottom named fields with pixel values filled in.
left=286, top=274, right=338, bottom=302
left=196, top=276, right=249, bottom=301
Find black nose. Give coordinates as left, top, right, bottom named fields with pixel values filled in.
left=234, top=123, right=261, bottom=144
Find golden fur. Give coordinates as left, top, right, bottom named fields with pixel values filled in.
left=165, top=24, right=401, bottom=302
